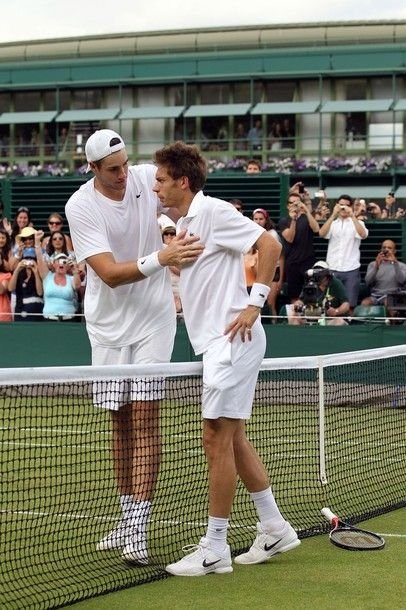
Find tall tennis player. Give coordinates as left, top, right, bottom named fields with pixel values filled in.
left=153, top=141, right=300, bottom=576
left=65, top=130, right=203, bottom=564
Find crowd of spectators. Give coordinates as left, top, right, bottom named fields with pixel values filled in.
left=0, top=183, right=405, bottom=324
left=234, top=184, right=406, bottom=324
left=0, top=206, right=85, bottom=322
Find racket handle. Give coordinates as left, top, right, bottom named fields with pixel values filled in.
left=321, top=507, right=337, bottom=523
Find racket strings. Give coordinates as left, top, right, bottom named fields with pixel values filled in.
left=331, top=528, right=384, bottom=549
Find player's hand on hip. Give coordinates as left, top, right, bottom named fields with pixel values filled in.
left=160, top=229, right=204, bottom=267
left=224, top=306, right=261, bottom=343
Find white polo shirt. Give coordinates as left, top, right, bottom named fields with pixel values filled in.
left=323, top=217, right=368, bottom=272
left=178, top=191, right=264, bottom=355
left=66, top=164, right=175, bottom=347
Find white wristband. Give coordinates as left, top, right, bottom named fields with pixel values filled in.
left=248, top=282, right=270, bottom=308
left=137, top=251, right=163, bottom=277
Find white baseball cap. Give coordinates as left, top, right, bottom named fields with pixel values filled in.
left=313, top=260, right=329, bottom=270
left=85, top=129, right=125, bottom=172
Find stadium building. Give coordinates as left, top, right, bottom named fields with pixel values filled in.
left=0, top=20, right=405, bottom=198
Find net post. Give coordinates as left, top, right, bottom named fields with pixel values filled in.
left=318, top=356, right=328, bottom=485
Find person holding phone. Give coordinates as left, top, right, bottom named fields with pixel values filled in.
left=319, top=194, right=368, bottom=311
left=361, top=240, right=406, bottom=314
left=8, top=243, right=44, bottom=322
left=35, top=229, right=82, bottom=321
left=278, top=184, right=320, bottom=302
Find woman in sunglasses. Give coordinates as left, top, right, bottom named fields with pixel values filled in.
left=41, top=213, right=73, bottom=251
left=37, top=249, right=82, bottom=321
left=45, top=230, right=70, bottom=263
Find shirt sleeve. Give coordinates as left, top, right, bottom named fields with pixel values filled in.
left=66, top=193, right=112, bottom=264
left=212, top=201, right=264, bottom=254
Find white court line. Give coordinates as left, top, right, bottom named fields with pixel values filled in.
left=0, top=440, right=202, bottom=456
left=2, top=438, right=402, bottom=462
left=2, top=507, right=404, bottom=537
left=2, top=425, right=403, bottom=449
left=375, top=532, right=406, bottom=538
left=0, top=508, right=255, bottom=530
left=0, top=426, right=109, bottom=435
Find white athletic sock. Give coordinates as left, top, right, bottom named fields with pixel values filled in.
left=250, top=487, right=286, bottom=535
left=119, top=495, right=134, bottom=519
left=120, top=496, right=151, bottom=535
left=206, top=516, right=229, bottom=553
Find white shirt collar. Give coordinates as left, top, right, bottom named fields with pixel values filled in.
left=182, top=190, right=205, bottom=220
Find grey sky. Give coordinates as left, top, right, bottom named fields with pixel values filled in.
left=1, top=0, right=405, bottom=44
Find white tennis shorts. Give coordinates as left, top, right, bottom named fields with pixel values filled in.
left=202, top=321, right=266, bottom=420
left=91, top=325, right=175, bottom=410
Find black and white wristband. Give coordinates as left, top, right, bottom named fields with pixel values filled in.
left=248, top=282, right=270, bottom=308
left=137, top=251, right=163, bottom=277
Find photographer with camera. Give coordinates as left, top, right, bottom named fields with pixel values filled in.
left=35, top=230, right=82, bottom=321
left=319, top=194, right=368, bottom=312
left=278, top=184, right=320, bottom=302
left=362, top=240, right=406, bottom=317
left=287, top=261, right=350, bottom=326
left=8, top=235, right=43, bottom=321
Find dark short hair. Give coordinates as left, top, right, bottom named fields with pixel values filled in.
left=246, top=159, right=261, bottom=168
left=154, top=141, right=207, bottom=193
left=229, top=198, right=244, bottom=208
left=338, top=194, right=353, bottom=205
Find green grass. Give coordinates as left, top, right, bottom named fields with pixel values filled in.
left=68, top=510, right=406, bottom=610
left=0, top=375, right=405, bottom=609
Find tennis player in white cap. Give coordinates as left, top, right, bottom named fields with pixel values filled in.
left=66, top=130, right=203, bottom=565
left=153, top=141, right=300, bottom=577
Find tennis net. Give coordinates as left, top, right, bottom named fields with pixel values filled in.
left=1, top=345, right=405, bottom=609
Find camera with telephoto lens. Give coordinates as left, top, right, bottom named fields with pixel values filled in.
left=295, top=267, right=333, bottom=317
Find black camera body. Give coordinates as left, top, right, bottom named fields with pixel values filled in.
left=301, top=268, right=331, bottom=302
left=296, top=267, right=333, bottom=317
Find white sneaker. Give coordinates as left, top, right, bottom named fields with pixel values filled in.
left=166, top=537, right=233, bottom=577
left=122, top=532, right=149, bottom=565
left=96, top=518, right=129, bottom=551
left=234, top=522, right=300, bottom=565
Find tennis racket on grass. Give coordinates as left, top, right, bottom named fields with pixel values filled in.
left=321, top=507, right=385, bottom=551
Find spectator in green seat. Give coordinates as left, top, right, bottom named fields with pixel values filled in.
left=362, top=240, right=406, bottom=315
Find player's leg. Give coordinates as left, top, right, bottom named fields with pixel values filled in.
left=91, top=343, right=154, bottom=558
left=204, top=417, right=238, bottom=518
left=95, top=387, right=135, bottom=552
left=166, top=416, right=236, bottom=577
left=120, top=398, right=160, bottom=564
left=131, top=399, right=161, bottom=501
left=233, top=420, right=300, bottom=565
left=111, top=403, right=133, bottom=496
left=122, top=325, right=175, bottom=564
left=166, top=326, right=267, bottom=577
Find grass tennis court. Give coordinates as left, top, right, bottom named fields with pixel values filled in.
left=0, top=350, right=405, bottom=609
left=69, top=508, right=406, bottom=610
